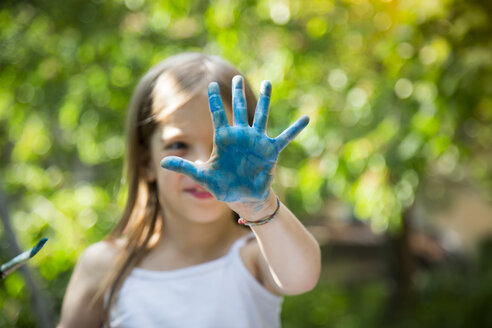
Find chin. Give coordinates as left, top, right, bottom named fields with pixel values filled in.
left=187, top=208, right=233, bottom=224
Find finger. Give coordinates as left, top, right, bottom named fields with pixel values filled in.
left=252, top=80, right=271, bottom=134
left=274, top=115, right=310, bottom=151
left=208, top=82, right=229, bottom=129
left=160, top=156, right=204, bottom=183
left=232, top=75, right=249, bottom=126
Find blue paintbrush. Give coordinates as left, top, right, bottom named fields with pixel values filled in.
left=0, top=238, right=48, bottom=279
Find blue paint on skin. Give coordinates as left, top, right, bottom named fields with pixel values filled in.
left=208, top=82, right=229, bottom=128
left=252, top=81, right=272, bottom=133
left=160, top=75, right=309, bottom=205
left=232, top=76, right=249, bottom=126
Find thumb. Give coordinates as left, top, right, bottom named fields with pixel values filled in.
left=160, top=156, right=203, bottom=183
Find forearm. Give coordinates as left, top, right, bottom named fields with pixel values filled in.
left=236, top=190, right=322, bottom=294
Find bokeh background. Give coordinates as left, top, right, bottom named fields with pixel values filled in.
left=1, top=0, right=492, bottom=327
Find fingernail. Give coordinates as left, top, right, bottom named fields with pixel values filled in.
left=260, top=80, right=272, bottom=95
left=208, top=82, right=220, bottom=95
left=298, top=115, right=310, bottom=128
left=232, top=75, right=243, bottom=89
left=160, top=158, right=169, bottom=168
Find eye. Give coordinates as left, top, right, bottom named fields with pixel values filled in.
left=166, top=141, right=188, bottom=151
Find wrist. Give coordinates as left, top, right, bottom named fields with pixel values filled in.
left=231, top=189, right=278, bottom=222
left=238, top=197, right=280, bottom=226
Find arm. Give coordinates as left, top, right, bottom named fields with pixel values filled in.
left=58, top=241, right=116, bottom=328
left=161, top=76, right=321, bottom=295
left=236, top=190, right=321, bottom=295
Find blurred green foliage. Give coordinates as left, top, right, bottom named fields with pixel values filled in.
left=1, top=0, right=491, bottom=326
left=281, top=238, right=492, bottom=328
left=282, top=280, right=388, bottom=328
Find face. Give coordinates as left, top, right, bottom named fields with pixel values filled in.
left=145, top=92, right=234, bottom=225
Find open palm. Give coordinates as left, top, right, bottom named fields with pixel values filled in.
left=160, top=76, right=309, bottom=204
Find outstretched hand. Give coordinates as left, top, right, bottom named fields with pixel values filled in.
left=160, top=76, right=308, bottom=211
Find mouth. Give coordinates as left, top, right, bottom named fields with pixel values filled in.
left=184, top=186, right=214, bottom=199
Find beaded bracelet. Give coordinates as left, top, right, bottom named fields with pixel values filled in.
left=237, top=197, right=281, bottom=227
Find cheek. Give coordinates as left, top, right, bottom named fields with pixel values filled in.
left=157, top=166, right=179, bottom=187
left=155, top=169, right=181, bottom=208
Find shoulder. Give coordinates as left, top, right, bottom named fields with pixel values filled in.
left=239, top=237, right=283, bottom=296
left=72, top=239, right=124, bottom=296
left=57, top=240, right=123, bottom=328
left=77, top=240, right=121, bottom=282
left=67, top=239, right=123, bottom=294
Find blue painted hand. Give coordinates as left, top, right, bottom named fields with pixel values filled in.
left=160, top=75, right=309, bottom=207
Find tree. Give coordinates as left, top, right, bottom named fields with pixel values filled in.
left=0, top=0, right=490, bottom=326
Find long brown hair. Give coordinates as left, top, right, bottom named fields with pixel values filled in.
left=96, top=52, right=258, bottom=326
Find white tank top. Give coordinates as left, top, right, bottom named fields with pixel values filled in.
left=108, top=234, right=283, bottom=328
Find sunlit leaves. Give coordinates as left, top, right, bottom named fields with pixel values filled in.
left=0, top=0, right=491, bottom=325
left=0, top=0, right=488, bottom=233
left=11, top=115, right=52, bottom=162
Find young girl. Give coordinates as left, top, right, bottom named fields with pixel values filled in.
left=58, top=52, right=321, bottom=328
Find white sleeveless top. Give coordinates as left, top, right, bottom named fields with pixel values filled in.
left=108, top=234, right=283, bottom=328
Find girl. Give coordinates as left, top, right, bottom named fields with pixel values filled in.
left=58, top=52, right=321, bottom=328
